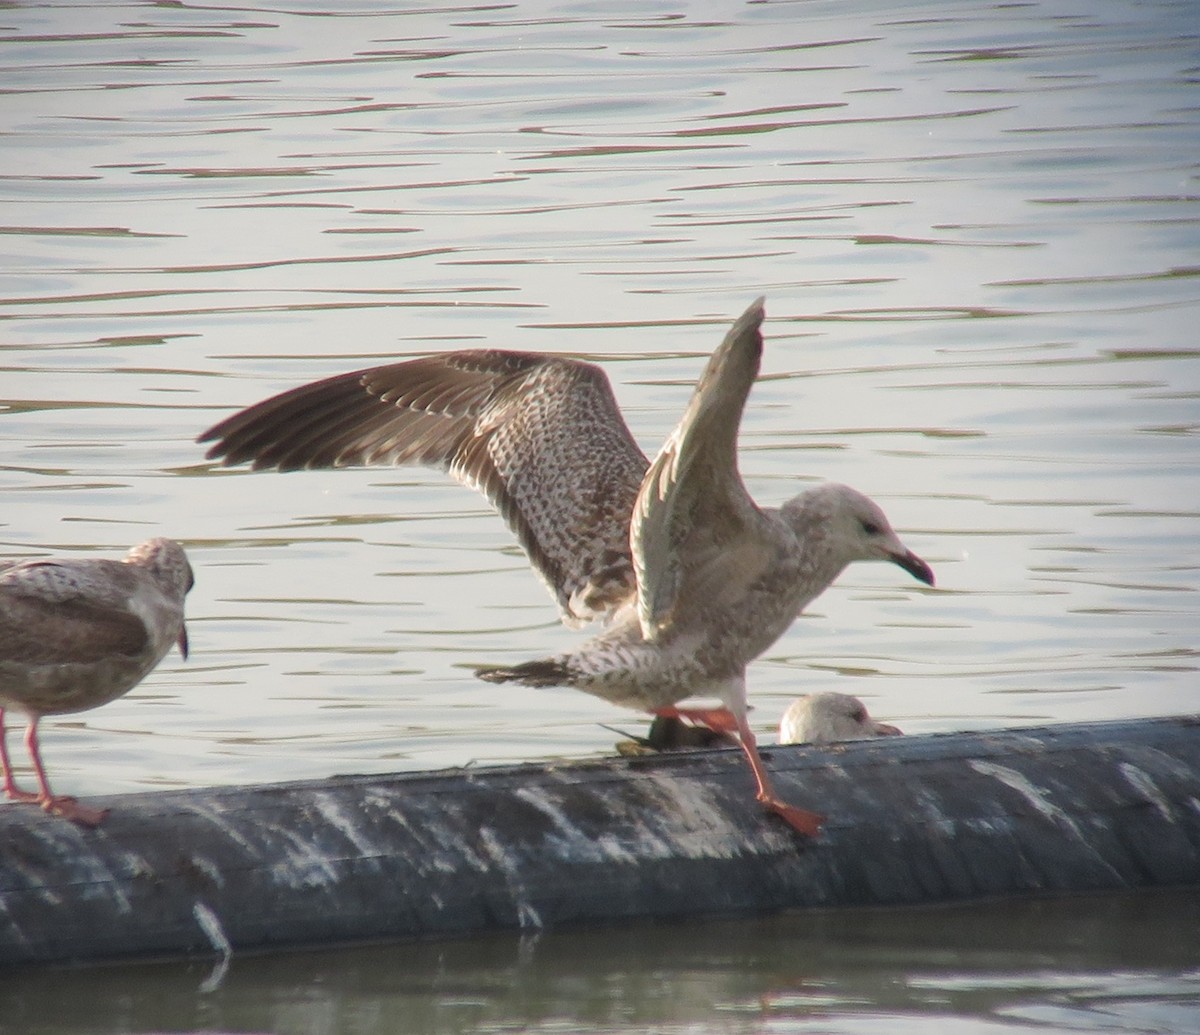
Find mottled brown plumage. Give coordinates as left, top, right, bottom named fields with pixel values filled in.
left=0, top=538, right=193, bottom=826
left=200, top=299, right=934, bottom=836
left=202, top=351, right=647, bottom=627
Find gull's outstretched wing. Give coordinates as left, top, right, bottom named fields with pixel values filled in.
left=631, top=298, right=771, bottom=641
left=199, top=350, right=649, bottom=626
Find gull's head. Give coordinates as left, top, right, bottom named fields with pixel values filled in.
left=782, top=483, right=934, bottom=587
left=779, top=691, right=903, bottom=745
left=126, top=538, right=195, bottom=598
left=125, top=537, right=195, bottom=659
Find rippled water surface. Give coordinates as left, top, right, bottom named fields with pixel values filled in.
left=2, top=0, right=1198, bottom=1030
left=6, top=890, right=1200, bottom=1034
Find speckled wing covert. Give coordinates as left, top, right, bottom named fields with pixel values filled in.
left=0, top=559, right=152, bottom=666
left=632, top=297, right=770, bottom=641
left=199, top=350, right=650, bottom=626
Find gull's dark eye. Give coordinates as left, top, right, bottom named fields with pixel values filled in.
left=860, top=520, right=881, bottom=536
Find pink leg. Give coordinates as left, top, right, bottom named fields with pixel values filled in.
left=0, top=709, right=40, bottom=803
left=24, top=718, right=108, bottom=827
left=653, top=706, right=824, bottom=836
left=731, top=716, right=824, bottom=837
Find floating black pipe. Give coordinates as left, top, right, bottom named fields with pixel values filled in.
left=2, top=715, right=1198, bottom=966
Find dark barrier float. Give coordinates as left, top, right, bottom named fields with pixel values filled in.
left=2, top=715, right=1198, bottom=967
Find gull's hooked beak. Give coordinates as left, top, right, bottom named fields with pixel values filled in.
left=177, top=624, right=190, bottom=661
left=874, top=721, right=903, bottom=737
left=892, top=549, right=935, bottom=587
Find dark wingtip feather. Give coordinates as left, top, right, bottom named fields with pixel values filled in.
left=475, top=658, right=571, bottom=688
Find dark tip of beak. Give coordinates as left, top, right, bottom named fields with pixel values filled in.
left=178, top=624, right=190, bottom=661
left=894, top=549, right=935, bottom=587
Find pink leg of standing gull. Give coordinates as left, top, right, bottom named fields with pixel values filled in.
left=653, top=705, right=824, bottom=837
left=0, top=709, right=40, bottom=803
left=0, top=711, right=108, bottom=827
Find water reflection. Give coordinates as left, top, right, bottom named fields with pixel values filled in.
left=3, top=890, right=1198, bottom=1034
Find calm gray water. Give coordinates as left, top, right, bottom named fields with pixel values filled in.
left=2, top=0, right=1198, bottom=1031
left=4, top=890, right=1200, bottom=1034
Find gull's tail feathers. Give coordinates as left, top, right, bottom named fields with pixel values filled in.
left=475, top=658, right=572, bottom=688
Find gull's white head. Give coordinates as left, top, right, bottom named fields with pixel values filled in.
left=779, top=691, right=903, bottom=745
left=781, top=483, right=934, bottom=587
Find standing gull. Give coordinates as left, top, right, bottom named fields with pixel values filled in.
left=199, top=298, right=933, bottom=835
left=0, top=538, right=193, bottom=826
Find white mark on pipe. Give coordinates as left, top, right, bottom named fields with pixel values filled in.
left=188, top=855, right=224, bottom=888
left=968, top=760, right=1084, bottom=839
left=1118, top=763, right=1175, bottom=824
left=268, top=826, right=340, bottom=889
left=516, top=900, right=544, bottom=932
left=478, top=826, right=543, bottom=931
left=182, top=802, right=259, bottom=854
left=309, top=791, right=382, bottom=860
left=192, top=900, right=232, bottom=993
left=913, top=789, right=955, bottom=836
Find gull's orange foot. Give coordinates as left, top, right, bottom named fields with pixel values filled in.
left=761, top=797, right=824, bottom=837
left=42, top=795, right=108, bottom=828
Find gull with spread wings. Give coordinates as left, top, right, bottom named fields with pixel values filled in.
left=200, top=298, right=933, bottom=835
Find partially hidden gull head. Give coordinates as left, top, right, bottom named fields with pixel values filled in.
left=780, top=483, right=935, bottom=588
left=779, top=691, right=902, bottom=745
